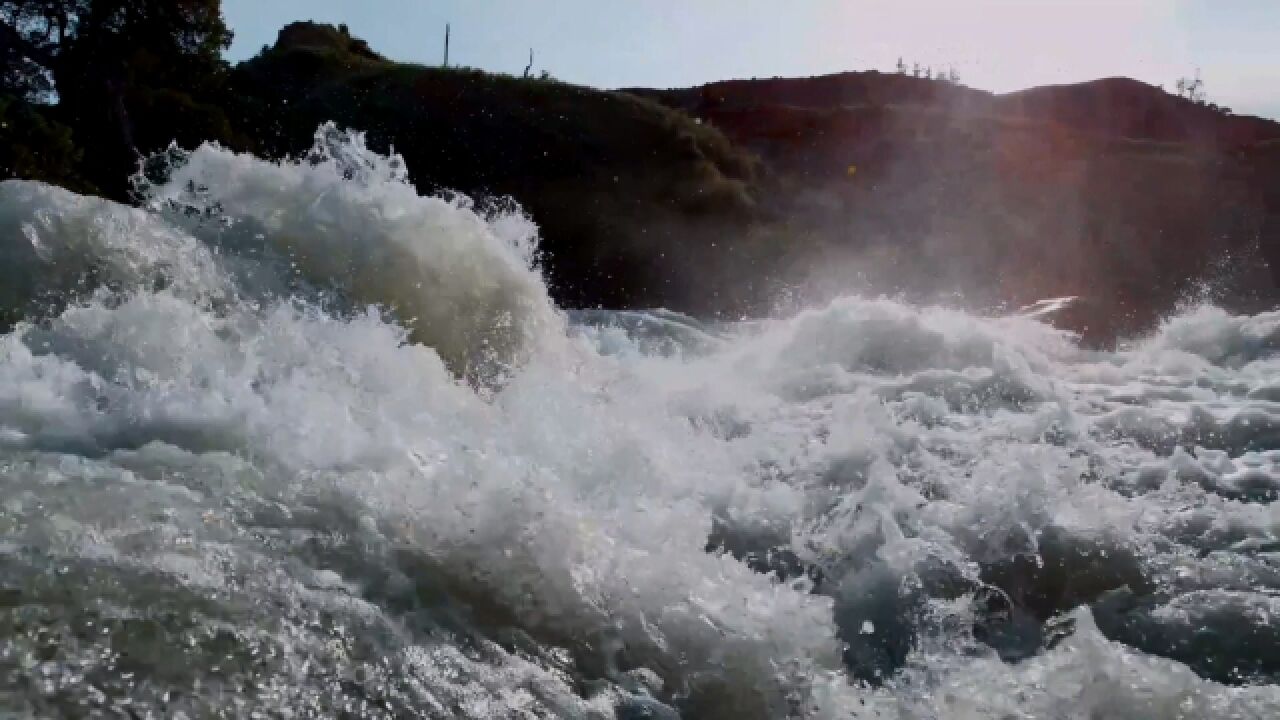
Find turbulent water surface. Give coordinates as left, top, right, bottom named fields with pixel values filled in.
left=1, top=126, right=1278, bottom=719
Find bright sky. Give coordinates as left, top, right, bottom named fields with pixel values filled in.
left=223, top=1, right=1280, bottom=120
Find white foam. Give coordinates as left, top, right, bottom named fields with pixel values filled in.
left=139, top=123, right=564, bottom=380
left=0, top=127, right=1277, bottom=718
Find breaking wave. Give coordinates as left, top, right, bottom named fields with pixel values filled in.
left=0, top=126, right=1277, bottom=718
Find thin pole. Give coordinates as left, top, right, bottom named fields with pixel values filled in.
left=444, top=23, right=450, bottom=67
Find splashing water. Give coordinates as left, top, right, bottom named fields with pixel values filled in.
left=0, top=126, right=1277, bottom=719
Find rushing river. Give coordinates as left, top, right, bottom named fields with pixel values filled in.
left=0, top=126, right=1277, bottom=719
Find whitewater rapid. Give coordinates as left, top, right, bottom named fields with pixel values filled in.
left=0, top=126, right=1277, bottom=719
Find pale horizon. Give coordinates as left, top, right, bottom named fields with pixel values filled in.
left=223, top=1, right=1280, bottom=121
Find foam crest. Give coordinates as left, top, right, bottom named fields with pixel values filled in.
left=140, top=123, right=563, bottom=380
left=1143, top=305, right=1280, bottom=368
left=0, top=180, right=230, bottom=320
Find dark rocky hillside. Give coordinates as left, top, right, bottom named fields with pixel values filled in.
left=227, top=23, right=773, bottom=314
left=632, top=73, right=1280, bottom=341
left=5, top=18, right=1278, bottom=342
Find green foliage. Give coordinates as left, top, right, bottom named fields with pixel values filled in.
left=1, top=0, right=236, bottom=198
left=0, top=94, right=88, bottom=190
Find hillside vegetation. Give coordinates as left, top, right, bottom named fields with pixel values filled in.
left=226, top=23, right=771, bottom=312
left=4, top=13, right=1278, bottom=341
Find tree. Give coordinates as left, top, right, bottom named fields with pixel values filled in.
left=912, top=62, right=921, bottom=78
left=895, top=57, right=906, bottom=74
left=0, top=1, right=65, bottom=100
left=0, top=94, right=87, bottom=189
left=2, top=2, right=233, bottom=102
left=0, top=0, right=235, bottom=197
